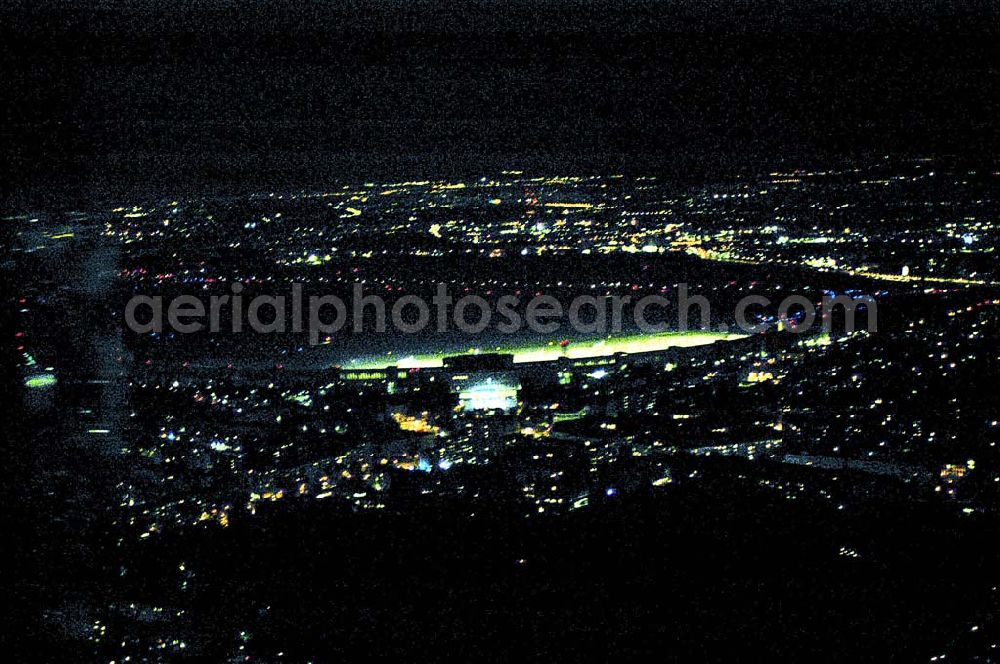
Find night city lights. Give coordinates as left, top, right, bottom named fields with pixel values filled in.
left=6, top=1, right=1000, bottom=661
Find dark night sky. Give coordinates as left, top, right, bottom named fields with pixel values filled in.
left=3, top=0, right=999, bottom=207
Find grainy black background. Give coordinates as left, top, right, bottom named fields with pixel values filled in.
left=3, top=0, right=999, bottom=208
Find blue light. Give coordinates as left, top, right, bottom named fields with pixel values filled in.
left=605, top=487, right=617, bottom=497
left=438, top=459, right=453, bottom=471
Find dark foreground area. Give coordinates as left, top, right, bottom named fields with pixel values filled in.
left=13, top=451, right=1000, bottom=662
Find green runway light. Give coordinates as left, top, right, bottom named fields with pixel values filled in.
left=25, top=373, right=56, bottom=389
left=342, top=331, right=744, bottom=371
